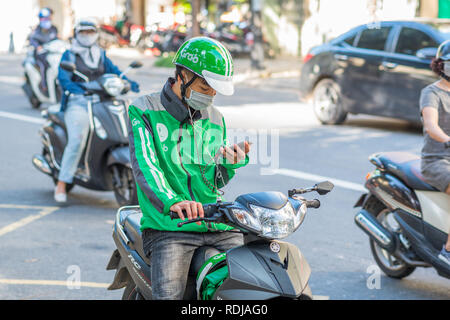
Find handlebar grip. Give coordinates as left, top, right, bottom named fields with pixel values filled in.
left=169, top=211, right=179, bottom=220
left=306, top=199, right=320, bottom=209
left=168, top=204, right=217, bottom=220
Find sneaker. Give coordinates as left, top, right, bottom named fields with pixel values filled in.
left=438, top=246, right=450, bottom=267
left=54, top=190, right=67, bottom=204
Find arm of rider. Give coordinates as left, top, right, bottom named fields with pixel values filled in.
left=57, top=50, right=85, bottom=95
left=128, top=105, right=184, bottom=213
left=422, top=107, right=450, bottom=144
left=104, top=54, right=140, bottom=92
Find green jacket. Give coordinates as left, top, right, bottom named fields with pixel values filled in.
left=127, top=78, right=248, bottom=232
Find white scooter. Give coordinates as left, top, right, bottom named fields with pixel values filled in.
left=354, top=151, right=450, bottom=280
left=22, top=39, right=69, bottom=109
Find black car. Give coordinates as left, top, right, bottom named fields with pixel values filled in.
left=300, top=20, right=450, bottom=125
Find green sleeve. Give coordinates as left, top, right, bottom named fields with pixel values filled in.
left=128, top=105, right=184, bottom=214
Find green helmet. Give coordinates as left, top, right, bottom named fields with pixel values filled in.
left=173, top=37, right=234, bottom=96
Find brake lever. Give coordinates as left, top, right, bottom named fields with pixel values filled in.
left=177, top=217, right=217, bottom=228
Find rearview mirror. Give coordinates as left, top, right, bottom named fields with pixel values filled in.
left=416, top=47, right=437, bottom=60
left=60, top=61, right=76, bottom=72
left=315, top=181, right=334, bottom=195
left=129, top=61, right=143, bottom=69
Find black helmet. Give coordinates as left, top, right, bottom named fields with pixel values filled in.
left=436, top=39, right=450, bottom=61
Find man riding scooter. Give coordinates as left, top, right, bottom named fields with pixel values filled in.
left=54, top=19, right=140, bottom=204
left=29, top=7, right=58, bottom=94
left=128, top=37, right=251, bottom=299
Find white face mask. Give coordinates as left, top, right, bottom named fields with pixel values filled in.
left=185, top=88, right=215, bottom=110
left=76, top=33, right=99, bottom=47
left=40, top=20, right=52, bottom=30
left=444, top=61, right=450, bottom=77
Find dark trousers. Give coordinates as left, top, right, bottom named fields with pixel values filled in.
left=142, top=229, right=243, bottom=300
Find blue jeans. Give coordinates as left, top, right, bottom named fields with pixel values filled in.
left=58, top=94, right=90, bottom=184
left=142, top=229, right=243, bottom=300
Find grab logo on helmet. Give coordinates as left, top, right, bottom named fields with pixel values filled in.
left=180, top=51, right=199, bottom=64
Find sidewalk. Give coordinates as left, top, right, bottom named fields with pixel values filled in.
left=106, top=47, right=303, bottom=84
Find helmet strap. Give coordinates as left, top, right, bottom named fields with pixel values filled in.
left=440, top=71, right=450, bottom=81
left=177, top=69, right=197, bottom=103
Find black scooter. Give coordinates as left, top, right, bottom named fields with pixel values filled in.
left=32, top=60, right=142, bottom=206
left=106, top=181, right=334, bottom=300
left=354, top=151, right=450, bottom=280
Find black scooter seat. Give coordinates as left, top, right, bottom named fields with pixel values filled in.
left=122, top=210, right=151, bottom=265
left=374, top=152, right=438, bottom=192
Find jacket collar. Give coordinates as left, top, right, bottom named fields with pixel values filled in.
left=160, top=77, right=201, bottom=124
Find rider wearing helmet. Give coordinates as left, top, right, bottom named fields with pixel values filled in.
left=29, top=7, right=58, bottom=93
left=128, top=37, right=250, bottom=299
left=420, top=40, right=450, bottom=266
left=54, top=19, right=140, bottom=203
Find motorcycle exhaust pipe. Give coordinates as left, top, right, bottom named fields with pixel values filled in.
left=354, top=209, right=396, bottom=253
left=32, top=154, right=52, bottom=176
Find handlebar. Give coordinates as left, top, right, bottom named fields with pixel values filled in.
left=305, top=199, right=320, bottom=209
left=168, top=197, right=322, bottom=227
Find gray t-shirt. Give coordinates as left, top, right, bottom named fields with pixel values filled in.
left=419, top=83, right=450, bottom=158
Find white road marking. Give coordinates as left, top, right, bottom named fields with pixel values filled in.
left=0, top=204, right=59, bottom=237
left=267, top=168, right=366, bottom=192
left=313, top=295, right=330, bottom=300
left=0, top=278, right=109, bottom=288
left=0, top=75, right=23, bottom=85
left=0, top=111, right=44, bottom=124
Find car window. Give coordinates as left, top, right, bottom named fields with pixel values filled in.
left=395, top=27, right=438, bottom=56
left=343, top=34, right=356, bottom=46
left=356, top=27, right=392, bottom=51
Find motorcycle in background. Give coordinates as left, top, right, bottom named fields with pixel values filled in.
left=98, top=21, right=145, bottom=49
left=106, top=181, right=334, bottom=300
left=22, top=39, right=69, bottom=109
left=32, top=60, right=143, bottom=206
left=354, top=151, right=450, bottom=280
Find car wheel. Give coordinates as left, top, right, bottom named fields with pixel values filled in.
left=313, top=78, right=347, bottom=125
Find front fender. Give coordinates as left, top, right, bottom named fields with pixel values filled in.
left=107, top=146, right=131, bottom=168
left=214, top=240, right=311, bottom=300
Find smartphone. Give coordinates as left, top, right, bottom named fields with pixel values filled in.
left=234, top=141, right=252, bottom=152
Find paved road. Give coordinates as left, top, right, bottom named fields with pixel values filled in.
left=0, top=53, right=448, bottom=300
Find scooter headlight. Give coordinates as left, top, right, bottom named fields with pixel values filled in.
left=103, top=77, right=125, bottom=97
left=231, top=201, right=307, bottom=239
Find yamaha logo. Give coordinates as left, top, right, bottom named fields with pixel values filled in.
left=270, top=242, right=280, bottom=253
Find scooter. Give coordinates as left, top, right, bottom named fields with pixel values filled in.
left=31, top=60, right=142, bottom=207
left=354, top=151, right=450, bottom=279
left=22, top=39, right=69, bottom=109
left=106, top=181, right=334, bottom=300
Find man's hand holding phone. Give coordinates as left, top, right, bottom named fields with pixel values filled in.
left=219, top=141, right=252, bottom=164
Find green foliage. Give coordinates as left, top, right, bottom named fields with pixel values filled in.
left=153, top=53, right=176, bottom=68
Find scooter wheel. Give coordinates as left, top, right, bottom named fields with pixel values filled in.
left=369, top=208, right=416, bottom=279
